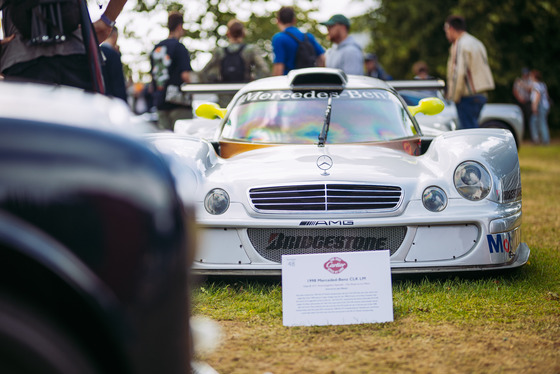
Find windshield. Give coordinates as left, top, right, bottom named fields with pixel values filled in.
left=220, top=89, right=417, bottom=144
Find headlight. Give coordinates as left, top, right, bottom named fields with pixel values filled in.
left=422, top=186, right=448, bottom=212
left=454, top=161, right=491, bottom=201
left=204, top=188, right=230, bottom=215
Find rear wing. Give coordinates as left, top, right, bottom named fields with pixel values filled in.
left=180, top=79, right=446, bottom=95
left=389, top=79, right=445, bottom=91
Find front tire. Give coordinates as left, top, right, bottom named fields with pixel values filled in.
left=0, top=296, right=100, bottom=374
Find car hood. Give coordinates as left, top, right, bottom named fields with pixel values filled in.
left=206, top=143, right=429, bottom=190
left=147, top=128, right=519, bottom=208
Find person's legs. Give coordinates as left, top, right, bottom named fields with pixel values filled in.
left=169, top=107, right=193, bottom=129
left=537, top=105, right=550, bottom=145
left=521, top=101, right=532, bottom=140
left=157, top=110, right=173, bottom=131
left=156, top=107, right=192, bottom=131
left=529, top=113, right=540, bottom=144
left=456, top=94, right=487, bottom=129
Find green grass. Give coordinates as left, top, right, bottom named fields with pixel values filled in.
left=191, top=145, right=560, bottom=373
left=190, top=144, right=560, bottom=374
left=194, top=281, right=282, bottom=323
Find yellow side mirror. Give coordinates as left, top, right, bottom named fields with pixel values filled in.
left=408, top=97, right=445, bottom=116
left=195, top=103, right=227, bottom=119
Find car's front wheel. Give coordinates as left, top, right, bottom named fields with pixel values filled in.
left=0, top=295, right=100, bottom=374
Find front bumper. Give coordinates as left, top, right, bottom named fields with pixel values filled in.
left=191, top=199, right=529, bottom=275
left=192, top=242, right=530, bottom=276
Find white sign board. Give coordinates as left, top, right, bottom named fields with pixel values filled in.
left=282, top=250, right=393, bottom=327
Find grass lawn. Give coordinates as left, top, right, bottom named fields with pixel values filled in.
left=192, top=142, right=560, bottom=374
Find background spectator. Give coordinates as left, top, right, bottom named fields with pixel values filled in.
left=513, top=67, right=532, bottom=138
left=271, top=6, right=325, bottom=76
left=365, top=53, right=392, bottom=80
left=321, top=14, right=363, bottom=75
left=150, top=11, right=193, bottom=131
left=444, top=14, right=494, bottom=129
left=101, top=27, right=127, bottom=102
left=412, top=60, right=434, bottom=80
left=199, top=19, right=269, bottom=107
left=529, top=69, right=551, bottom=145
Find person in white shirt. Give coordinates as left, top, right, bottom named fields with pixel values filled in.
left=444, top=15, right=494, bottom=129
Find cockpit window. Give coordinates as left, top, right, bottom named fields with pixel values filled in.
left=220, top=89, right=417, bottom=144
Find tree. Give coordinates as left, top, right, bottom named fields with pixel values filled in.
left=353, top=0, right=560, bottom=130
left=118, top=0, right=326, bottom=81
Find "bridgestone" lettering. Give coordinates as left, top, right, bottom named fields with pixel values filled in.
left=265, top=233, right=388, bottom=251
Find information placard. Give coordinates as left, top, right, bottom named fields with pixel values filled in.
left=282, top=251, right=393, bottom=326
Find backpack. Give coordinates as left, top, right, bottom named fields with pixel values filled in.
left=150, top=41, right=191, bottom=109
left=2, top=0, right=80, bottom=44
left=284, top=31, right=317, bottom=69
left=220, top=44, right=246, bottom=83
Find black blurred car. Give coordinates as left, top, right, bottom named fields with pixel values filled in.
left=0, top=82, right=194, bottom=374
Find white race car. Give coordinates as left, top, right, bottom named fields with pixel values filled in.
left=147, top=68, right=529, bottom=275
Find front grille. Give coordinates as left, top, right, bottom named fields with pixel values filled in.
left=249, top=184, right=402, bottom=212
left=248, top=226, right=406, bottom=263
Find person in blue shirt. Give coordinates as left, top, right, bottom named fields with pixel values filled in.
left=365, top=53, right=392, bottom=80
left=271, top=6, right=325, bottom=76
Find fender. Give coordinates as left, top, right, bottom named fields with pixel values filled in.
left=145, top=133, right=219, bottom=200
left=422, top=129, right=520, bottom=203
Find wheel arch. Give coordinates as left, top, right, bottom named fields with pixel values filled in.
left=479, top=119, right=520, bottom=148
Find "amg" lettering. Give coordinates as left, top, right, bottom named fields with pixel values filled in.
left=299, top=220, right=354, bottom=226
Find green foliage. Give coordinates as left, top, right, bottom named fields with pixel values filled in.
left=127, top=0, right=324, bottom=78
left=353, top=0, right=560, bottom=129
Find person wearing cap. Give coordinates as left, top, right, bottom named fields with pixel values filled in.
left=513, top=67, right=532, bottom=137
left=365, top=53, right=392, bottom=80
left=271, top=6, right=325, bottom=76
left=150, top=11, right=193, bottom=131
left=321, top=14, right=364, bottom=76
left=444, top=14, right=494, bottom=129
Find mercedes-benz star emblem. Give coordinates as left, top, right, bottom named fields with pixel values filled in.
left=316, top=155, right=333, bottom=175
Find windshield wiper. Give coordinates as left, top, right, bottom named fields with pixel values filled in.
left=317, top=94, right=333, bottom=147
